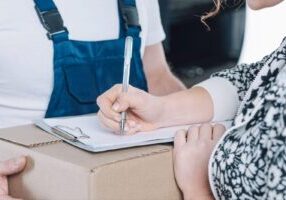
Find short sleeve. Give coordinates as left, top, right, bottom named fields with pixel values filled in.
left=211, top=59, right=267, bottom=102
left=196, top=55, right=270, bottom=121
left=144, top=0, right=166, bottom=46
left=196, top=77, right=240, bottom=121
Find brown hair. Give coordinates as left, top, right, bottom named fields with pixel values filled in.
left=201, top=0, right=222, bottom=30
left=201, top=0, right=244, bottom=30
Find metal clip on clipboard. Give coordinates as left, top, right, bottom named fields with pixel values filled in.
left=51, top=125, right=90, bottom=142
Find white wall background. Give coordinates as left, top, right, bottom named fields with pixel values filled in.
left=238, top=1, right=286, bottom=64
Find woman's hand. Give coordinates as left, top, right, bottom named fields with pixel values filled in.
left=173, top=124, right=226, bottom=200
left=97, top=84, right=165, bottom=135
left=97, top=84, right=214, bottom=135
left=0, top=156, right=27, bottom=200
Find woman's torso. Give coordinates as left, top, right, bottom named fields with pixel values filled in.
left=209, top=38, right=286, bottom=200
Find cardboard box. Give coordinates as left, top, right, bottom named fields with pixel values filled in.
left=0, top=125, right=182, bottom=200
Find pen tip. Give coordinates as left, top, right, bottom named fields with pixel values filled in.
left=120, top=121, right=125, bottom=135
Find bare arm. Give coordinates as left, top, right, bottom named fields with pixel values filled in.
left=143, top=43, right=186, bottom=96
left=157, top=86, right=214, bottom=128
left=97, top=84, right=214, bottom=134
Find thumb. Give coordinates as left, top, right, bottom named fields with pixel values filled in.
left=0, top=156, right=27, bottom=176
left=112, top=91, right=143, bottom=112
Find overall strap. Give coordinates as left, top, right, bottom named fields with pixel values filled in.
left=118, top=0, right=141, bottom=38
left=34, top=0, right=69, bottom=43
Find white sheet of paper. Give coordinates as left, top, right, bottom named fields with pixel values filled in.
left=39, top=115, right=232, bottom=150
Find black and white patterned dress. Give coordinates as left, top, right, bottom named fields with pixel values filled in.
left=207, top=37, right=286, bottom=199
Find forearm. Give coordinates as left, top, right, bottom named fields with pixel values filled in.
left=147, top=68, right=186, bottom=96
left=156, top=86, right=214, bottom=128
left=143, top=43, right=186, bottom=96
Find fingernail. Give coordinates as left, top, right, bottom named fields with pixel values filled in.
left=112, top=102, right=120, bottom=111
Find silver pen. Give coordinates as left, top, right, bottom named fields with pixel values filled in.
left=120, top=36, right=133, bottom=135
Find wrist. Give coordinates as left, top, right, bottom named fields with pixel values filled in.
left=153, top=95, right=170, bottom=128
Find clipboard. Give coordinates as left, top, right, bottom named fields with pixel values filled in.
left=35, top=115, right=233, bottom=153
left=34, top=117, right=178, bottom=153
left=35, top=120, right=100, bottom=152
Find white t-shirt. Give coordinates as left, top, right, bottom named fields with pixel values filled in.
left=0, top=0, right=165, bottom=128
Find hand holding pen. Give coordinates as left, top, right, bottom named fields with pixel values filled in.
left=97, top=37, right=163, bottom=135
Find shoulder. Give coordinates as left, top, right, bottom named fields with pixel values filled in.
left=137, top=0, right=162, bottom=21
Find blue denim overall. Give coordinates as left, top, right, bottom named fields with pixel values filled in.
left=33, top=0, right=148, bottom=118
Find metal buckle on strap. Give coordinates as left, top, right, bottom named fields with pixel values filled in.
left=36, top=7, right=68, bottom=39
left=119, top=1, right=140, bottom=29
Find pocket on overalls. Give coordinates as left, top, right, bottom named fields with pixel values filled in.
left=92, top=57, right=125, bottom=94
left=62, top=56, right=146, bottom=104
left=92, top=56, right=147, bottom=94
left=62, top=56, right=125, bottom=104
left=63, top=64, right=99, bottom=103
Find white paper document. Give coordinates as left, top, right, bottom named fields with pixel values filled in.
left=35, top=115, right=232, bottom=153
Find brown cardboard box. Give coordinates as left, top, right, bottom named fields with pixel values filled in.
left=0, top=125, right=182, bottom=200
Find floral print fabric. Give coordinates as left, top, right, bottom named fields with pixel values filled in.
left=209, top=38, right=286, bottom=200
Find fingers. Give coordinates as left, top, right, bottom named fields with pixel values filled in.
left=98, top=111, right=122, bottom=133
left=97, top=85, right=121, bottom=122
left=97, top=84, right=146, bottom=122
left=199, top=124, right=213, bottom=140
left=186, top=124, right=225, bottom=143
left=98, top=111, right=141, bottom=135
left=0, top=176, right=8, bottom=196
left=112, top=89, right=146, bottom=113
left=187, top=126, right=199, bottom=142
left=0, top=156, right=26, bottom=176
left=125, top=124, right=142, bottom=135
left=212, top=124, right=226, bottom=142
left=174, top=130, right=187, bottom=149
